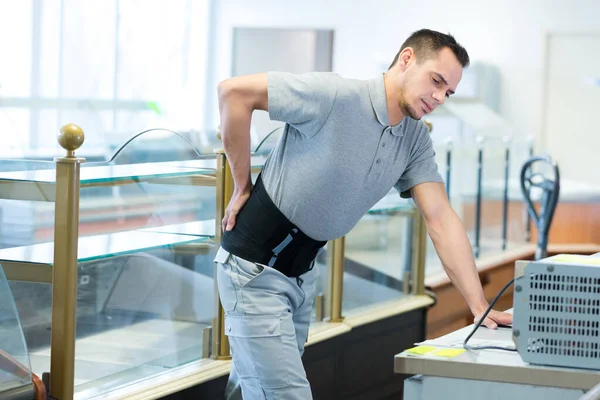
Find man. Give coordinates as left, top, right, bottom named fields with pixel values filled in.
left=215, top=28, right=513, bottom=399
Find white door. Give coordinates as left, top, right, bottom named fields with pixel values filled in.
left=544, top=33, right=600, bottom=187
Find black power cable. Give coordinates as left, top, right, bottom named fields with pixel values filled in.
left=463, top=277, right=518, bottom=352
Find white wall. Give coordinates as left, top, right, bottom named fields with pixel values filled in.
left=209, top=0, right=600, bottom=152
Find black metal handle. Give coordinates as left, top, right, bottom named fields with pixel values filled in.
left=519, top=154, right=560, bottom=260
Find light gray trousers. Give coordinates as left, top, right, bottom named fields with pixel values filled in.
left=215, top=246, right=318, bottom=399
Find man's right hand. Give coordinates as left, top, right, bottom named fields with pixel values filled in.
left=222, top=188, right=252, bottom=232
left=217, top=73, right=267, bottom=233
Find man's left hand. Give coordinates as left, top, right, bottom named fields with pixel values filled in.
left=473, top=309, right=513, bottom=329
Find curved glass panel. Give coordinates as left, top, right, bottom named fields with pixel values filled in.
left=76, top=128, right=218, bottom=236
left=0, top=264, right=32, bottom=391
left=103, top=128, right=205, bottom=165
left=253, top=126, right=284, bottom=156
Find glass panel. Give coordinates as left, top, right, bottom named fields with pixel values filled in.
left=1, top=133, right=218, bottom=396
left=477, top=137, right=531, bottom=256
left=507, top=137, right=534, bottom=245
left=476, top=138, right=505, bottom=257
left=425, top=134, right=533, bottom=278
left=77, top=130, right=218, bottom=240
left=0, top=160, right=56, bottom=249
left=101, top=128, right=207, bottom=166
left=0, top=264, right=32, bottom=391
left=253, top=126, right=284, bottom=156
left=75, top=142, right=216, bottom=396
left=21, top=246, right=215, bottom=399
left=341, top=190, right=416, bottom=314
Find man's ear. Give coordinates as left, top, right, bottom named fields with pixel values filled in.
left=398, top=47, right=415, bottom=70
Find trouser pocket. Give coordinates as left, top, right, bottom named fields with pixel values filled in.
left=225, top=315, right=290, bottom=390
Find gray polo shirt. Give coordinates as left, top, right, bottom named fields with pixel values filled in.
left=261, top=71, right=443, bottom=241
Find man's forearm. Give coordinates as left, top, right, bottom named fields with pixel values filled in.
left=218, top=90, right=252, bottom=193
left=427, top=209, right=488, bottom=315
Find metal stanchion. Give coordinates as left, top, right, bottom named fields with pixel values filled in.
left=524, top=136, right=534, bottom=242
left=445, top=136, right=453, bottom=199
left=329, top=237, right=345, bottom=322
left=501, top=136, right=511, bottom=250
left=49, top=124, right=85, bottom=400
left=212, top=150, right=232, bottom=360
left=474, top=136, right=484, bottom=258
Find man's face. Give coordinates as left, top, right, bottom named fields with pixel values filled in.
left=396, top=47, right=463, bottom=120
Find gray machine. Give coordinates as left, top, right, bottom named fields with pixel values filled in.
left=513, top=254, right=600, bottom=370
left=514, top=153, right=600, bottom=371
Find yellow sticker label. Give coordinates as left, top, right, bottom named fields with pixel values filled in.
left=406, top=346, right=436, bottom=355
left=550, top=255, right=600, bottom=266
left=429, top=348, right=466, bottom=358
left=406, top=346, right=466, bottom=358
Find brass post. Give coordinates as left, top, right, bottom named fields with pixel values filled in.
left=50, top=123, right=85, bottom=400
left=329, top=237, right=345, bottom=322
left=423, top=120, right=433, bottom=133
left=413, top=118, right=432, bottom=296
left=324, top=242, right=333, bottom=320
left=314, top=295, right=324, bottom=322
left=212, top=146, right=231, bottom=360
left=411, top=211, right=428, bottom=295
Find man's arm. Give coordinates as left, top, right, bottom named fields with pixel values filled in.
left=410, top=181, right=513, bottom=328
left=217, top=73, right=268, bottom=231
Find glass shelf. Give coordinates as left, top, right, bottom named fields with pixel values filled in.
left=0, top=159, right=56, bottom=173
left=152, top=155, right=267, bottom=170
left=0, top=163, right=216, bottom=185
left=0, top=155, right=268, bottom=189
left=0, top=231, right=211, bottom=266
left=140, top=220, right=215, bottom=237
left=140, top=159, right=217, bottom=170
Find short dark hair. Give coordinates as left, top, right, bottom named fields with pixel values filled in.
left=388, top=29, right=470, bottom=69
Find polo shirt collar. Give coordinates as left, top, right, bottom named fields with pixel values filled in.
left=368, top=74, right=405, bottom=137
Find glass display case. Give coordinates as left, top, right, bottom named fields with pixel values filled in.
left=0, top=125, right=224, bottom=399
left=342, top=191, right=424, bottom=315
left=0, top=123, right=433, bottom=399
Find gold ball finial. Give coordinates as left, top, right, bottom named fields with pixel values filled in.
left=216, top=125, right=222, bottom=141
left=57, top=123, right=85, bottom=156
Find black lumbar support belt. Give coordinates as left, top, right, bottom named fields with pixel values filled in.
left=221, top=174, right=326, bottom=278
